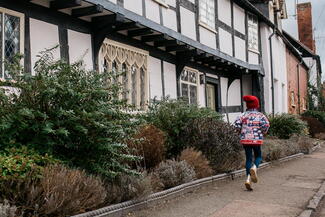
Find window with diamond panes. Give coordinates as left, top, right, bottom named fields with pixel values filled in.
left=199, top=0, right=215, bottom=30
left=180, top=68, right=198, bottom=105
left=100, top=39, right=149, bottom=110
left=0, top=10, right=23, bottom=79
left=248, top=13, right=259, bottom=52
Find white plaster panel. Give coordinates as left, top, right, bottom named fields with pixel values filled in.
left=234, top=36, right=246, bottom=62
left=180, top=7, right=196, bottom=40
left=124, top=0, right=143, bottom=15
left=248, top=51, right=259, bottom=65
left=226, top=112, right=242, bottom=124
left=218, top=0, right=231, bottom=26
left=219, top=28, right=233, bottom=56
left=68, top=30, right=93, bottom=70
left=233, top=3, right=245, bottom=34
left=162, top=8, right=177, bottom=31
left=148, top=56, right=163, bottom=100
left=108, top=0, right=117, bottom=3
left=220, top=77, right=228, bottom=106
left=30, top=18, right=60, bottom=74
left=146, top=0, right=160, bottom=24
left=166, top=0, right=176, bottom=7
left=199, top=27, right=217, bottom=49
left=199, top=83, right=206, bottom=107
left=228, top=79, right=241, bottom=106
left=163, top=61, right=177, bottom=99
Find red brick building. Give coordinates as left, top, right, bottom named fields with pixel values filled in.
left=286, top=47, right=309, bottom=114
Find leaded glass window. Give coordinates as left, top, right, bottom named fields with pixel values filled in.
left=180, top=68, right=199, bottom=105
left=248, top=13, right=259, bottom=52
left=100, top=39, right=148, bottom=110
left=0, top=10, right=23, bottom=79
left=199, top=0, right=215, bottom=30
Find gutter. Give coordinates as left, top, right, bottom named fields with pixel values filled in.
left=297, top=60, right=303, bottom=114
left=268, top=28, right=276, bottom=116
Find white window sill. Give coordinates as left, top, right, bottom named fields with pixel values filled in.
left=199, top=22, right=217, bottom=34
left=153, top=0, right=169, bottom=8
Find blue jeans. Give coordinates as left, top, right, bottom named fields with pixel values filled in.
left=244, top=146, right=262, bottom=176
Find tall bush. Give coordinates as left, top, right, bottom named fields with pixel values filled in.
left=128, top=124, right=166, bottom=169
left=0, top=51, right=138, bottom=179
left=143, top=99, right=222, bottom=157
left=302, top=110, right=325, bottom=126
left=182, top=118, right=242, bottom=172
left=268, top=114, right=308, bottom=139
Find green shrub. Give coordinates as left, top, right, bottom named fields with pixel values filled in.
left=182, top=118, right=242, bottom=172
left=300, top=116, right=325, bottom=137
left=143, top=99, right=222, bottom=157
left=0, top=51, right=139, bottom=179
left=268, top=114, right=308, bottom=139
left=154, top=159, right=196, bottom=189
left=0, top=146, right=58, bottom=181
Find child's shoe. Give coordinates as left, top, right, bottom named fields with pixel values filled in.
left=245, top=175, right=253, bottom=191
left=250, top=164, right=258, bottom=183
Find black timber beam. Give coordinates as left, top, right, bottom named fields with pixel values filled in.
left=166, top=45, right=190, bottom=52
left=91, top=13, right=126, bottom=30
left=72, top=4, right=103, bottom=17
left=50, top=0, right=82, bottom=10
left=114, top=22, right=142, bottom=31
left=142, top=34, right=166, bottom=42
left=154, top=39, right=180, bottom=47
left=128, top=28, right=153, bottom=37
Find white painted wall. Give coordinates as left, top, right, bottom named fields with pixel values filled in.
left=180, top=7, right=196, bottom=40
left=165, top=0, right=176, bottom=7
left=199, top=27, right=217, bottom=49
left=248, top=51, right=259, bottom=65
left=30, top=18, right=60, bottom=74
left=219, top=28, right=233, bottom=56
left=220, top=77, right=228, bottom=107
left=233, top=3, right=245, bottom=34
left=227, top=112, right=242, bottom=124
left=228, top=79, right=241, bottom=106
left=146, top=0, right=160, bottom=24
left=124, top=0, right=143, bottom=15
left=234, top=36, right=246, bottom=62
left=148, top=56, right=163, bottom=100
left=68, top=30, right=93, bottom=70
left=163, top=61, right=177, bottom=99
left=199, top=73, right=206, bottom=107
left=260, top=23, right=288, bottom=114
left=218, top=0, right=231, bottom=26
left=162, top=7, right=177, bottom=31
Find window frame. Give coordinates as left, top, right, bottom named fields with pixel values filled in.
left=179, top=67, right=199, bottom=105
left=199, top=0, right=216, bottom=32
left=0, top=7, right=25, bottom=79
left=99, top=39, right=149, bottom=110
left=247, top=13, right=259, bottom=53
left=290, top=91, right=296, bottom=107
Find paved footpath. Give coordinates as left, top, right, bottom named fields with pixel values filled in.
left=127, top=145, right=325, bottom=217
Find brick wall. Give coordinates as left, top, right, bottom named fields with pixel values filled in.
left=297, top=2, right=316, bottom=53
left=286, top=47, right=308, bottom=114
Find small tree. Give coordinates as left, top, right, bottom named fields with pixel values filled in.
left=0, top=51, right=139, bottom=179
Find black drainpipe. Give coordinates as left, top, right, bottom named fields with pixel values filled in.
left=268, top=28, right=276, bottom=116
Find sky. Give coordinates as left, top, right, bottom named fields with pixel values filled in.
left=282, top=0, right=325, bottom=80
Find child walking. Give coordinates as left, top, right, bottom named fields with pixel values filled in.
left=234, top=95, right=270, bottom=191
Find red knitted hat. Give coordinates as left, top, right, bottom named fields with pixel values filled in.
left=243, top=95, right=259, bottom=109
